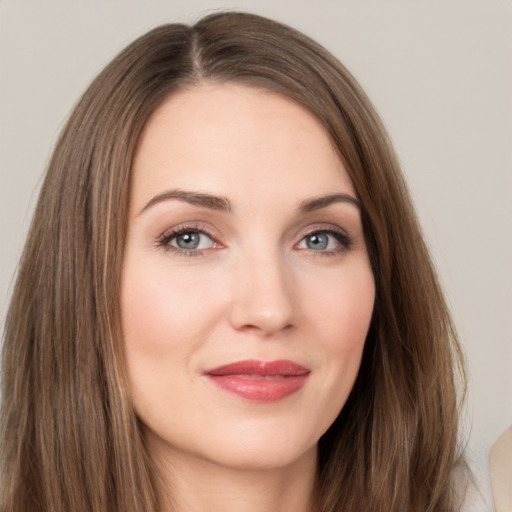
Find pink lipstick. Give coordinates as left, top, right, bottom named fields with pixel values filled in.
left=203, top=360, right=310, bottom=401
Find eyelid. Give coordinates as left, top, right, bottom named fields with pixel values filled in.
left=294, top=224, right=354, bottom=253
left=156, top=223, right=223, bottom=255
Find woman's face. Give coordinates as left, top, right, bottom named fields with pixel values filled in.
left=121, top=84, right=375, bottom=471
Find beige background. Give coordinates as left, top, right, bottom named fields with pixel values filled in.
left=1, top=0, right=510, bottom=493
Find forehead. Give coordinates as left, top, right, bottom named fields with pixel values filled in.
left=131, top=83, right=356, bottom=210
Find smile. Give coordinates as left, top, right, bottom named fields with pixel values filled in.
left=202, top=360, right=310, bottom=402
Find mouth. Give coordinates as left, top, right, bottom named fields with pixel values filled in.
left=202, top=360, right=310, bottom=402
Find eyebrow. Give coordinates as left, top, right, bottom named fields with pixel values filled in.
left=138, top=189, right=360, bottom=216
left=299, top=193, right=361, bottom=212
left=138, top=189, right=232, bottom=216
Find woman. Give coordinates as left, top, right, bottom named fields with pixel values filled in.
left=1, top=11, right=466, bottom=512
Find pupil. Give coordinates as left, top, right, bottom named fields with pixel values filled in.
left=307, top=233, right=328, bottom=250
left=177, top=232, right=200, bottom=249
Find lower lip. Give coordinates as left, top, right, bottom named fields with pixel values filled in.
left=206, top=374, right=309, bottom=401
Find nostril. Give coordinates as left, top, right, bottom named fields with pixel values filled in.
left=229, top=298, right=296, bottom=335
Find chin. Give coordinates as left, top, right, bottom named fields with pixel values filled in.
left=144, top=414, right=321, bottom=473
left=202, top=437, right=317, bottom=472
left=195, top=417, right=323, bottom=471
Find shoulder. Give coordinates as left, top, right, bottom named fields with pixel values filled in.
left=489, top=427, right=512, bottom=512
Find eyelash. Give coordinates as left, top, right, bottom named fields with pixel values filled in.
left=155, top=224, right=354, bottom=257
left=156, top=224, right=218, bottom=257
left=300, top=227, right=354, bottom=257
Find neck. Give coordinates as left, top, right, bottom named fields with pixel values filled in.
left=154, top=445, right=319, bottom=512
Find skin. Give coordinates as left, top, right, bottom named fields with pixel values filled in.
left=121, top=83, right=375, bottom=512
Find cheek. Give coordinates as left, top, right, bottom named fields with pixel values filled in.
left=306, top=259, right=375, bottom=348
left=120, top=259, right=225, bottom=424
left=119, top=258, right=228, bottom=420
left=302, top=259, right=374, bottom=409
left=121, top=259, right=223, bottom=353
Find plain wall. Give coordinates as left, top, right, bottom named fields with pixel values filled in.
left=1, top=0, right=511, bottom=491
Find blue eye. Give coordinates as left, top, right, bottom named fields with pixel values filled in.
left=158, top=228, right=216, bottom=254
left=297, top=230, right=351, bottom=252
left=304, top=232, right=330, bottom=250
left=172, top=232, right=200, bottom=250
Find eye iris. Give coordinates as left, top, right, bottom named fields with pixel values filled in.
left=306, top=232, right=329, bottom=250
left=176, top=232, right=200, bottom=249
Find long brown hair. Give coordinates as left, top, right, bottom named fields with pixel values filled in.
left=1, top=11, right=466, bottom=512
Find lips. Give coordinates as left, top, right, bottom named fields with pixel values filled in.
left=203, top=360, right=310, bottom=401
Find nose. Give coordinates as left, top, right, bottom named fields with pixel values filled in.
left=228, top=251, right=296, bottom=335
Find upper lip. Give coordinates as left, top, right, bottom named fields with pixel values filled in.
left=203, top=359, right=310, bottom=377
